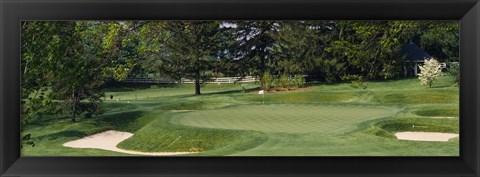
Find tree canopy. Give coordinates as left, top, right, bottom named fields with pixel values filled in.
left=21, top=20, right=459, bottom=122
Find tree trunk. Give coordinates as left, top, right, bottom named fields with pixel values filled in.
left=194, top=68, right=201, bottom=95
left=195, top=79, right=201, bottom=95
left=71, top=102, right=77, bottom=123
left=261, top=56, right=266, bottom=74
left=71, top=91, right=77, bottom=122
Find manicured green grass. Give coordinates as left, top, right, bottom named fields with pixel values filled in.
left=117, top=110, right=267, bottom=155
left=170, top=104, right=397, bottom=134
left=22, top=77, right=459, bottom=156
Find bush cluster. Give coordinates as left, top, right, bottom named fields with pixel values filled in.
left=340, top=74, right=367, bottom=89
left=448, top=62, right=459, bottom=86
left=260, top=72, right=305, bottom=91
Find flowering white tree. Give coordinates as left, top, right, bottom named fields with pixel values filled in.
left=418, top=58, right=442, bottom=88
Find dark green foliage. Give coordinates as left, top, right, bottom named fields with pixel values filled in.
left=230, top=21, right=276, bottom=76
left=136, top=21, right=226, bottom=95
left=447, top=63, right=460, bottom=85
left=21, top=134, right=35, bottom=148
left=21, top=21, right=137, bottom=123
left=417, top=21, right=459, bottom=62
left=22, top=21, right=459, bottom=121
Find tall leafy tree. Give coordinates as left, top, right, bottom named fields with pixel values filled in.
left=417, top=21, right=459, bottom=62
left=137, top=21, right=225, bottom=95
left=21, top=21, right=69, bottom=123
left=324, top=21, right=418, bottom=81
left=21, top=21, right=135, bottom=122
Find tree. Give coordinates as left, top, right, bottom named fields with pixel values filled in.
left=417, top=21, right=459, bottom=62
left=137, top=21, right=225, bottom=95
left=324, top=21, right=419, bottom=81
left=20, top=21, right=70, bottom=147
left=48, top=22, right=109, bottom=122
left=230, top=21, right=277, bottom=80
left=418, top=58, right=442, bottom=88
left=21, top=21, right=135, bottom=123
left=271, top=21, right=320, bottom=76
left=21, top=21, right=68, bottom=123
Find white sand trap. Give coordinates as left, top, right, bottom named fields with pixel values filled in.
left=63, top=130, right=195, bottom=156
left=430, top=116, right=456, bottom=119
left=395, top=132, right=459, bottom=142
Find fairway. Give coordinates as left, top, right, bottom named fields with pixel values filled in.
left=21, top=78, right=460, bottom=156
left=170, top=104, right=397, bottom=134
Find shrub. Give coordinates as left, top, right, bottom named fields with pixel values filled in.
left=448, top=62, right=460, bottom=86
left=278, top=75, right=291, bottom=89
left=292, top=75, right=305, bottom=88
left=340, top=74, right=367, bottom=89
left=260, top=72, right=273, bottom=91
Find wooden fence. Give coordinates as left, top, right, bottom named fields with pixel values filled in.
left=122, top=76, right=259, bottom=84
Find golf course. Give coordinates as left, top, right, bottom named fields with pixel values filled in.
left=21, top=77, right=459, bottom=156
left=21, top=20, right=459, bottom=156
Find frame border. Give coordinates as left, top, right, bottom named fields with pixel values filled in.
left=1, top=0, right=479, bottom=176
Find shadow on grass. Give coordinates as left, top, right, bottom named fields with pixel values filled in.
left=105, top=84, right=152, bottom=92
left=430, top=85, right=453, bottom=88
left=28, top=111, right=149, bottom=143
left=204, top=87, right=259, bottom=96
left=174, top=87, right=260, bottom=98
left=106, top=83, right=183, bottom=92
left=35, top=130, right=87, bottom=141
left=97, top=111, right=146, bottom=132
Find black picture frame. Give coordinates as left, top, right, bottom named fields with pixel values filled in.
left=1, top=0, right=479, bottom=176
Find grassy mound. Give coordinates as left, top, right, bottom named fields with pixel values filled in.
left=117, top=111, right=267, bottom=155
left=414, top=108, right=459, bottom=117
left=375, top=90, right=458, bottom=104
left=21, top=110, right=158, bottom=156
left=374, top=117, right=459, bottom=136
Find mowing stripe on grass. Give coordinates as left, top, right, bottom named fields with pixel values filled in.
left=169, top=104, right=398, bottom=134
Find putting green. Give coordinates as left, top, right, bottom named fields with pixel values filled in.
left=169, top=104, right=397, bottom=134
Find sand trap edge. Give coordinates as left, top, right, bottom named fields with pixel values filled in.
left=395, top=131, right=459, bottom=142
left=63, top=130, right=196, bottom=156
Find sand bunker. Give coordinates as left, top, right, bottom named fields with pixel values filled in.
left=395, top=131, right=459, bottom=142
left=63, top=130, right=195, bottom=156
left=429, top=116, right=456, bottom=119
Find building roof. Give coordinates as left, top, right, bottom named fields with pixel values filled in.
left=400, top=41, right=432, bottom=62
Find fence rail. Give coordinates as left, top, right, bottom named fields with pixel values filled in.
left=122, top=76, right=259, bottom=84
